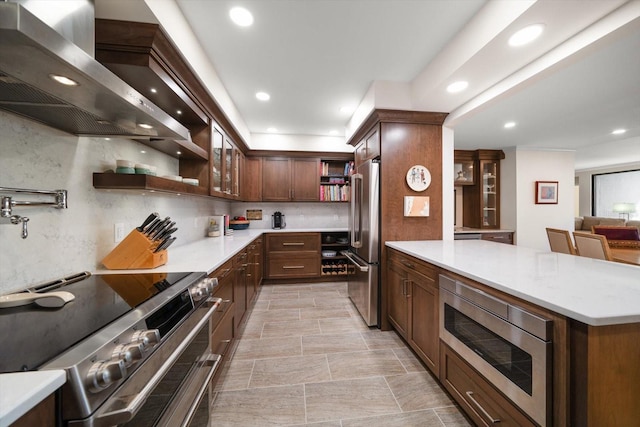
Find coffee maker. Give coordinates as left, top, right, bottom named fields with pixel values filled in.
left=272, top=211, right=286, bottom=229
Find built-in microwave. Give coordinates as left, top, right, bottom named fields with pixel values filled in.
left=439, top=275, right=553, bottom=426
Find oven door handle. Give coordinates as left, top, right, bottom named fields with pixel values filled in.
left=179, top=337, right=230, bottom=427
left=94, top=297, right=223, bottom=426
left=179, top=353, right=223, bottom=427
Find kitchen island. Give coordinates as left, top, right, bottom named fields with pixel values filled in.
left=386, top=239, right=640, bottom=427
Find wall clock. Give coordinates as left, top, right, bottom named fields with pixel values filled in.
left=406, top=165, right=431, bottom=192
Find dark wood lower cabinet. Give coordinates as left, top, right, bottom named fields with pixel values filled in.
left=387, top=248, right=439, bottom=375
left=265, top=233, right=321, bottom=279
left=440, top=342, right=536, bottom=427
left=12, top=393, right=56, bottom=427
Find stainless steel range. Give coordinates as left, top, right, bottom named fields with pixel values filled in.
left=0, top=270, right=225, bottom=426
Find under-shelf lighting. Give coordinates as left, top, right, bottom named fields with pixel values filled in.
left=504, top=121, right=516, bottom=129
left=49, top=74, right=79, bottom=86
left=139, top=123, right=153, bottom=129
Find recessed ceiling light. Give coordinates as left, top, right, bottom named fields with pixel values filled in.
left=446, top=81, right=468, bottom=93
left=329, top=130, right=339, bottom=136
left=230, top=7, right=254, bottom=27
left=504, top=121, right=516, bottom=129
left=176, top=110, right=182, bottom=115
left=49, top=74, right=78, bottom=86
left=267, top=127, right=278, bottom=133
left=150, top=88, right=157, bottom=94
left=256, top=91, right=270, bottom=101
left=612, top=129, right=626, bottom=135
left=177, top=151, right=182, bottom=155
left=340, top=106, right=355, bottom=114
left=509, top=24, right=545, bottom=47
left=139, top=123, right=153, bottom=129
left=140, top=150, right=146, bottom=153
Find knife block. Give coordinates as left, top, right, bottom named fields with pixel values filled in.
left=102, top=229, right=168, bottom=269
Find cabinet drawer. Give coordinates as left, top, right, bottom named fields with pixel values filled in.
left=267, top=254, right=320, bottom=278
left=388, top=248, right=437, bottom=281
left=266, top=233, right=320, bottom=252
left=440, top=343, right=536, bottom=427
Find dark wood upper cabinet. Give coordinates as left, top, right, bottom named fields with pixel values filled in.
left=262, top=158, right=320, bottom=201
left=458, top=149, right=505, bottom=229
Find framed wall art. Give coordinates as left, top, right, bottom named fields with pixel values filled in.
left=535, top=181, right=558, bottom=204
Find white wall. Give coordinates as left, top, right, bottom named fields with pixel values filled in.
left=511, top=149, right=575, bottom=250
left=501, top=148, right=518, bottom=239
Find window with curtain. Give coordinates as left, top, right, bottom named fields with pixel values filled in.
left=592, top=170, right=640, bottom=219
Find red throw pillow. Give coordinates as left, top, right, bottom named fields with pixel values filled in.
left=593, top=226, right=640, bottom=241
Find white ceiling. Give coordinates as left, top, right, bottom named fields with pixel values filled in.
left=103, top=0, right=640, bottom=171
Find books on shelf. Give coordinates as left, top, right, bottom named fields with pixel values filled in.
left=321, top=161, right=355, bottom=177
left=320, top=184, right=350, bottom=202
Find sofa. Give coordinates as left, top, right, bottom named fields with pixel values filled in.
left=575, top=216, right=640, bottom=248
left=575, top=216, right=640, bottom=233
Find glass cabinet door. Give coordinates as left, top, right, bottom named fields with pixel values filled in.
left=481, top=160, right=498, bottom=228
left=224, top=138, right=233, bottom=194
left=211, top=126, right=223, bottom=193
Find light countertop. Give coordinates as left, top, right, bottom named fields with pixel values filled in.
left=386, top=240, right=640, bottom=326
left=0, top=370, right=65, bottom=427
left=96, top=228, right=347, bottom=275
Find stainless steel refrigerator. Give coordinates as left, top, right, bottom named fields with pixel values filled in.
left=343, top=158, right=380, bottom=326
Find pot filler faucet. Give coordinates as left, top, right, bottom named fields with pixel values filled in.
left=1, top=187, right=68, bottom=239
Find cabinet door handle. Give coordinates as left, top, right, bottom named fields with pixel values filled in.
left=465, top=391, right=501, bottom=424
left=282, top=265, right=305, bottom=269
left=282, top=242, right=304, bottom=246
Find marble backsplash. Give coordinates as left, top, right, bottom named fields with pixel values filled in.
left=0, top=111, right=348, bottom=293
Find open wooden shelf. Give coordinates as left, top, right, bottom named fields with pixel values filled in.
left=93, top=173, right=209, bottom=196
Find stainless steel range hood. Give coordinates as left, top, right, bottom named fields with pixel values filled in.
left=0, top=2, right=191, bottom=142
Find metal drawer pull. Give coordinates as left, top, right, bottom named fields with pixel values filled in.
left=401, top=260, right=415, bottom=269
left=282, top=265, right=305, bottom=269
left=282, top=242, right=305, bottom=246
left=465, top=391, right=501, bottom=424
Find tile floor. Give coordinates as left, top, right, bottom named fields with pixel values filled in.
left=210, top=281, right=473, bottom=426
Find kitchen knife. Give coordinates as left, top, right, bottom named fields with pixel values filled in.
left=143, top=218, right=161, bottom=235
left=155, top=226, right=177, bottom=242
left=136, top=212, right=158, bottom=232
left=154, top=237, right=176, bottom=253
left=146, top=216, right=170, bottom=236
left=151, top=221, right=175, bottom=240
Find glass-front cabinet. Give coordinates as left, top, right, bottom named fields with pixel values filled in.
left=211, top=125, right=223, bottom=194
left=480, top=160, right=498, bottom=228
left=210, top=122, right=241, bottom=199
left=460, top=150, right=504, bottom=229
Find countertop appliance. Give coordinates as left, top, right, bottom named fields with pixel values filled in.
left=272, top=211, right=286, bottom=229
left=0, top=270, right=226, bottom=426
left=439, top=274, right=552, bottom=426
left=342, top=158, right=380, bottom=326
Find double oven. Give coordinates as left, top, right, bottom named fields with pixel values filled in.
left=0, top=271, right=231, bottom=426
left=439, top=275, right=553, bottom=426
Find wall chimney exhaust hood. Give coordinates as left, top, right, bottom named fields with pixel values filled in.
left=0, top=3, right=205, bottom=159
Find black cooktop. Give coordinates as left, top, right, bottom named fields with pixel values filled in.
left=0, top=272, right=193, bottom=373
